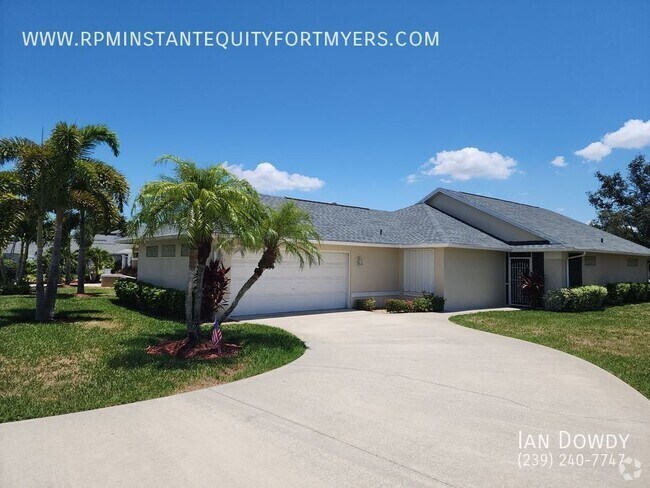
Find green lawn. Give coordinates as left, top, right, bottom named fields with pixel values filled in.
left=0, top=288, right=305, bottom=423
left=450, top=304, right=650, bottom=398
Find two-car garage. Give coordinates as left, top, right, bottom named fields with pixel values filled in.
left=228, top=251, right=349, bottom=316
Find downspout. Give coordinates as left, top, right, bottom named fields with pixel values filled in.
left=566, top=252, right=586, bottom=287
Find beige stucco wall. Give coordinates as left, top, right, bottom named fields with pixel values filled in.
left=320, top=244, right=401, bottom=306
left=544, top=252, right=567, bottom=291
left=136, top=237, right=189, bottom=290
left=429, top=193, right=541, bottom=242
left=542, top=251, right=649, bottom=291
left=136, top=239, right=404, bottom=306
left=442, top=248, right=506, bottom=311
left=582, top=253, right=648, bottom=285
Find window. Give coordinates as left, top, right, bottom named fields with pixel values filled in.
left=180, top=244, right=190, bottom=257
left=584, top=255, right=597, bottom=266
left=145, top=245, right=158, bottom=258
left=627, top=257, right=639, bottom=267
left=161, top=244, right=176, bottom=257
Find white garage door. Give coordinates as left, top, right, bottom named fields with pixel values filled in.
left=229, top=252, right=349, bottom=316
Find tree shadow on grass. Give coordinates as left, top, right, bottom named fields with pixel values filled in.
left=107, top=298, right=184, bottom=323
left=225, top=327, right=306, bottom=352
left=0, top=307, right=108, bottom=328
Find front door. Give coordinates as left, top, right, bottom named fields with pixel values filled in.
left=510, top=257, right=531, bottom=306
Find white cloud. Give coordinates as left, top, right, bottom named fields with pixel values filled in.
left=575, top=142, right=612, bottom=161
left=417, top=147, right=517, bottom=181
left=405, top=174, right=419, bottom=184
left=575, top=119, right=650, bottom=161
left=223, top=162, right=324, bottom=193
left=550, top=156, right=567, bottom=167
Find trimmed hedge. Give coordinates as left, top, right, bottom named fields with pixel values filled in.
left=354, top=298, right=376, bottom=311
left=0, top=281, right=30, bottom=295
left=544, top=285, right=607, bottom=312
left=387, top=293, right=445, bottom=313
left=605, top=282, right=650, bottom=305
left=114, top=279, right=185, bottom=319
left=386, top=299, right=412, bottom=313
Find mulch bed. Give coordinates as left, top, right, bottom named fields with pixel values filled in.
left=146, top=338, right=241, bottom=360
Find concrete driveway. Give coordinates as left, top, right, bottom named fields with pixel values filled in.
left=1, top=310, right=648, bottom=487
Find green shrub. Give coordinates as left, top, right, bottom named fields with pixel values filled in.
left=354, top=298, right=376, bottom=311
left=114, top=279, right=185, bottom=319
left=422, top=292, right=446, bottom=312
left=412, top=297, right=431, bottom=312
left=544, top=285, right=607, bottom=312
left=605, top=283, right=630, bottom=305
left=412, top=293, right=446, bottom=312
left=385, top=299, right=413, bottom=313
left=629, top=282, right=649, bottom=303
left=0, top=281, right=31, bottom=295
left=605, top=282, right=650, bottom=305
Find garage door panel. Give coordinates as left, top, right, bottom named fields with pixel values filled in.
left=229, top=252, right=349, bottom=316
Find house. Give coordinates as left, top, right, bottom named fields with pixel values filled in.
left=136, top=188, right=650, bottom=315
left=3, top=231, right=134, bottom=270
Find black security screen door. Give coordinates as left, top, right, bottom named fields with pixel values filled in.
left=510, top=258, right=531, bottom=305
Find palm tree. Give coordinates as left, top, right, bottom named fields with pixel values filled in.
left=216, top=202, right=322, bottom=322
left=132, top=155, right=259, bottom=341
left=42, top=123, right=121, bottom=318
left=72, top=160, right=129, bottom=294
left=0, top=171, right=25, bottom=284
left=85, top=247, right=115, bottom=281
left=1, top=123, right=121, bottom=320
left=0, top=137, right=51, bottom=318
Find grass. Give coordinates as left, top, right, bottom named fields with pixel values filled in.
left=450, top=303, right=650, bottom=398
left=0, top=287, right=305, bottom=423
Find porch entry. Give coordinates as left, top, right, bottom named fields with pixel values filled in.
left=506, top=251, right=545, bottom=306
left=509, top=257, right=531, bottom=306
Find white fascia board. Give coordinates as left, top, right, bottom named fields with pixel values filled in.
left=319, top=240, right=510, bottom=251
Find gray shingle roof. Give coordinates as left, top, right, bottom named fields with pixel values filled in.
left=139, top=190, right=650, bottom=255
left=262, top=195, right=508, bottom=249
left=440, top=189, right=650, bottom=255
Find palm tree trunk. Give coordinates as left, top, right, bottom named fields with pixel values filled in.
left=76, top=210, right=86, bottom=294
left=15, top=240, right=25, bottom=283
left=35, top=216, right=46, bottom=321
left=44, top=210, right=65, bottom=320
left=217, top=248, right=276, bottom=322
left=192, top=241, right=212, bottom=326
left=0, top=254, right=7, bottom=285
left=217, top=270, right=263, bottom=322
left=185, top=247, right=200, bottom=342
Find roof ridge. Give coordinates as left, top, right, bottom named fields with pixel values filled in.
left=451, top=189, right=540, bottom=209
left=415, top=204, right=446, bottom=243
left=284, top=196, right=371, bottom=210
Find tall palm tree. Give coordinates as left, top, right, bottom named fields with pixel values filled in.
left=217, top=202, right=321, bottom=322
left=1, top=123, right=121, bottom=320
left=0, top=137, right=51, bottom=318
left=72, top=159, right=129, bottom=294
left=0, top=171, right=25, bottom=284
left=44, top=124, right=121, bottom=317
left=132, top=155, right=259, bottom=341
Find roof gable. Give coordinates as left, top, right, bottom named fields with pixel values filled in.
left=425, top=188, right=650, bottom=255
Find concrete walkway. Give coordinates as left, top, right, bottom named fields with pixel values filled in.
left=0, top=310, right=648, bottom=487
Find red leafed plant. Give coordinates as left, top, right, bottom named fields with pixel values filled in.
left=201, top=260, right=231, bottom=321
left=521, top=271, right=545, bottom=309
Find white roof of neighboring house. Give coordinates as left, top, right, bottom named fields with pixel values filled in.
left=3, top=233, right=132, bottom=260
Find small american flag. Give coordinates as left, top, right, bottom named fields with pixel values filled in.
left=211, top=320, right=223, bottom=347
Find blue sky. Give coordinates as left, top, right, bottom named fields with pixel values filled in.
left=1, top=0, right=649, bottom=223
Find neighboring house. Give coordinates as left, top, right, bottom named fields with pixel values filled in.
left=3, top=231, right=134, bottom=270
left=137, top=188, right=650, bottom=315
